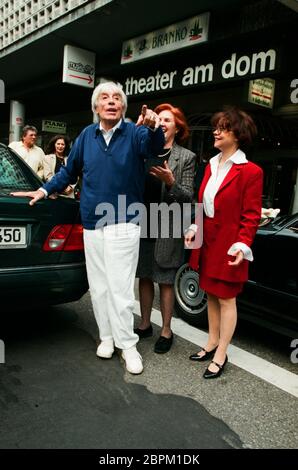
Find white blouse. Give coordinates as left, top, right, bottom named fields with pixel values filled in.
left=203, top=149, right=247, bottom=217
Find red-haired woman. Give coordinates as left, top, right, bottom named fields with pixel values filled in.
left=185, top=107, right=263, bottom=379
left=135, top=103, right=196, bottom=354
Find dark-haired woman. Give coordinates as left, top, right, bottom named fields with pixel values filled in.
left=44, top=135, right=75, bottom=197
left=185, top=107, right=263, bottom=379
left=135, top=103, right=196, bottom=354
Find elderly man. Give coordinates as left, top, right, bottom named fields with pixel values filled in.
left=9, top=125, right=45, bottom=179
left=12, top=82, right=164, bottom=375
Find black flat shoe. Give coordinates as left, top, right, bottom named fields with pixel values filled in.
left=203, top=356, right=228, bottom=379
left=134, top=325, right=153, bottom=339
left=189, top=346, right=217, bottom=362
left=154, top=334, right=173, bottom=354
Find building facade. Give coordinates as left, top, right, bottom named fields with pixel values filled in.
left=0, top=0, right=297, bottom=213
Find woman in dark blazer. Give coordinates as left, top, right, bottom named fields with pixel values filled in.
left=185, top=107, right=263, bottom=379
left=135, top=103, right=196, bottom=354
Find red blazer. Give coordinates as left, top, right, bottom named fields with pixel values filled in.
left=189, top=161, right=263, bottom=282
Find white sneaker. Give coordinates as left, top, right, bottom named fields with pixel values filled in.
left=96, top=339, right=114, bottom=359
left=121, top=347, right=143, bottom=375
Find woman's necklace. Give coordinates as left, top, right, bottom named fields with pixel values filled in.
left=158, top=147, right=172, bottom=158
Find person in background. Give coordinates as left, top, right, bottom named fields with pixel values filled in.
left=185, top=107, right=263, bottom=379
left=9, top=125, right=45, bottom=179
left=11, top=82, right=164, bottom=376
left=44, top=134, right=75, bottom=198
left=135, top=103, right=196, bottom=354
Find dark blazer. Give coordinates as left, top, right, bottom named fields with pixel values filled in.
left=189, top=160, right=263, bottom=282
left=154, top=142, right=196, bottom=269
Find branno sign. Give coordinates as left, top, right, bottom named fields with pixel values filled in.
left=124, top=49, right=277, bottom=96
left=121, top=12, right=210, bottom=64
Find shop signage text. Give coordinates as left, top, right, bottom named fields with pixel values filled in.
left=248, top=78, right=275, bottom=108
left=0, top=79, right=4, bottom=103
left=42, top=120, right=66, bottom=134
left=124, top=49, right=277, bottom=96
left=63, top=45, right=95, bottom=89
left=121, top=13, right=209, bottom=64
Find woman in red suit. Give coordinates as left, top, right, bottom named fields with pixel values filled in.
left=185, top=107, right=263, bottom=379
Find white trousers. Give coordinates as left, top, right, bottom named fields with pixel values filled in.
left=83, top=223, right=140, bottom=350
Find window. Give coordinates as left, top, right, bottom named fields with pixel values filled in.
left=0, top=146, right=33, bottom=192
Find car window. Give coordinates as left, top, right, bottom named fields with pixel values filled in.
left=0, top=146, right=33, bottom=191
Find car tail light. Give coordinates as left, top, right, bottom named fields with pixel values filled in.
left=43, top=224, right=84, bottom=251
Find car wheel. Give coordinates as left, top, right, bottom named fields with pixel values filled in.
left=174, top=263, right=208, bottom=327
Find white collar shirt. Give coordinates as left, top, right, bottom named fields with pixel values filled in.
left=203, top=149, right=248, bottom=218
left=99, top=119, right=122, bottom=146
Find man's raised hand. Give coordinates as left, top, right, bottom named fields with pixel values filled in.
left=136, top=104, right=160, bottom=129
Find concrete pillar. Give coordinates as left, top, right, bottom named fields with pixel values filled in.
left=9, top=100, right=25, bottom=143
left=0, top=339, right=4, bottom=364
left=0, top=80, right=4, bottom=104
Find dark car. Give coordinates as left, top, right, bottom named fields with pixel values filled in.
left=174, top=212, right=298, bottom=338
left=0, top=143, right=88, bottom=307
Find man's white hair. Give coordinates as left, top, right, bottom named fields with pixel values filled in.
left=91, top=81, right=127, bottom=117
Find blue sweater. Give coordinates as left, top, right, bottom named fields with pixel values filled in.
left=43, top=121, right=165, bottom=229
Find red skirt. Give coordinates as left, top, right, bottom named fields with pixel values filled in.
left=199, top=271, right=243, bottom=298
left=198, top=217, right=244, bottom=299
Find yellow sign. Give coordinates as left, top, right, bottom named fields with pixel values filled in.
left=42, top=120, right=66, bottom=134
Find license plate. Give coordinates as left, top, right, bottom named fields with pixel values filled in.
left=0, top=226, right=27, bottom=248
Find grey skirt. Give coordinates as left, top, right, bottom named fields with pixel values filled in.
left=136, top=239, right=177, bottom=285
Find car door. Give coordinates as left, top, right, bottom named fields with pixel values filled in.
left=241, top=216, right=298, bottom=336
left=0, top=144, right=82, bottom=268
left=0, top=144, right=63, bottom=267
left=275, top=219, right=298, bottom=294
